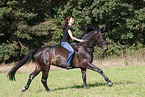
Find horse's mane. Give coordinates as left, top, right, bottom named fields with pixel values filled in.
left=82, top=30, right=97, bottom=40
left=79, top=26, right=101, bottom=39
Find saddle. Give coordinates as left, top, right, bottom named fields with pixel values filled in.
left=70, top=42, right=81, bottom=52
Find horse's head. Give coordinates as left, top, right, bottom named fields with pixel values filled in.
left=94, top=29, right=108, bottom=52
left=82, top=28, right=107, bottom=52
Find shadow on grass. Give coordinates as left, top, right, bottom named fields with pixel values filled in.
left=36, top=81, right=134, bottom=92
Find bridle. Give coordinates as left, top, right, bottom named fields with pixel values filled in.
left=82, top=29, right=107, bottom=49
left=95, top=31, right=107, bottom=48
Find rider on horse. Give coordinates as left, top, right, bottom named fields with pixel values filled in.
left=61, top=16, right=84, bottom=69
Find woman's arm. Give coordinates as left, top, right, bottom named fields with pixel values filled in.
left=68, top=30, right=84, bottom=42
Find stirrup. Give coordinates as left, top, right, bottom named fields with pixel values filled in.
left=66, top=65, right=72, bottom=70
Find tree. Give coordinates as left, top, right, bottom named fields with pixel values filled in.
left=0, top=0, right=54, bottom=63
left=0, top=0, right=145, bottom=63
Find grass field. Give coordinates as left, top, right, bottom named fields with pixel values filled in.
left=0, top=63, right=145, bottom=97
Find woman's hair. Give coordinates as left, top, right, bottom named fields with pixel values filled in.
left=62, top=16, right=71, bottom=31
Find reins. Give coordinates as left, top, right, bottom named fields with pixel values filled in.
left=81, top=30, right=99, bottom=49
left=74, top=29, right=106, bottom=50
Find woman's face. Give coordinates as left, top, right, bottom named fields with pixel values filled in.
left=68, top=17, right=74, bottom=24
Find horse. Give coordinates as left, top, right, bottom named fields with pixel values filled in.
left=8, top=28, right=113, bottom=92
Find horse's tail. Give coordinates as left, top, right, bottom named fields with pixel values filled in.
left=8, top=48, right=38, bottom=81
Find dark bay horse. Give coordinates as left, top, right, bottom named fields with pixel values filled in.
left=8, top=28, right=113, bottom=92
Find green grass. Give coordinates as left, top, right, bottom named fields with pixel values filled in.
left=0, top=65, right=145, bottom=97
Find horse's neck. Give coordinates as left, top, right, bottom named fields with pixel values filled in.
left=71, top=42, right=94, bottom=53
left=71, top=42, right=79, bottom=50
left=71, top=42, right=94, bottom=62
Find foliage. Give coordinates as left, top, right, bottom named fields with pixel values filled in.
left=0, top=0, right=54, bottom=63
left=0, top=0, right=145, bottom=63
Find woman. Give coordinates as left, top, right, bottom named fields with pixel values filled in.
left=61, top=16, right=84, bottom=70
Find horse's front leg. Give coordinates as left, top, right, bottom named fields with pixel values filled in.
left=81, top=68, right=87, bottom=89
left=87, top=63, right=113, bottom=86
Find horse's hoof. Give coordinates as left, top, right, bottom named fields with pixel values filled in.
left=21, top=87, right=26, bottom=92
left=108, top=82, right=113, bottom=86
left=46, top=89, right=50, bottom=92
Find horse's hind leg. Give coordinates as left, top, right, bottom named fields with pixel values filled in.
left=41, top=64, right=50, bottom=92
left=87, top=63, right=113, bottom=86
left=41, top=71, right=50, bottom=92
left=21, top=67, right=41, bottom=92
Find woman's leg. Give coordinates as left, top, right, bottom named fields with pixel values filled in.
left=61, top=42, right=74, bottom=66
